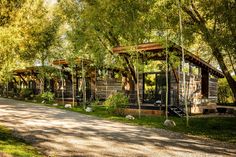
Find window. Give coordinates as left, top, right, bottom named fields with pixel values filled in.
left=201, top=69, right=209, bottom=98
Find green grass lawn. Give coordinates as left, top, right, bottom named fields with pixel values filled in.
left=55, top=105, right=236, bottom=143
left=0, top=125, right=42, bottom=157
left=13, top=98, right=236, bottom=144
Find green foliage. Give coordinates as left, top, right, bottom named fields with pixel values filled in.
left=90, top=99, right=101, bottom=111
left=20, top=88, right=33, bottom=98
left=0, top=125, right=42, bottom=157
left=104, top=92, right=129, bottom=116
left=169, top=52, right=181, bottom=68
left=0, top=0, right=25, bottom=27
left=144, top=60, right=165, bottom=73
left=36, top=92, right=55, bottom=104
left=57, top=0, right=159, bottom=76
left=54, top=104, right=236, bottom=143
left=0, top=0, right=61, bottom=84
left=218, top=78, right=234, bottom=103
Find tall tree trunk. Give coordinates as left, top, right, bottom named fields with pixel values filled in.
left=72, top=67, right=75, bottom=107
left=135, top=63, right=141, bottom=118
left=165, top=31, right=169, bottom=120
left=123, top=56, right=137, bottom=84
left=82, top=59, right=86, bottom=109
left=212, top=47, right=236, bottom=104
left=178, top=0, right=189, bottom=126
left=59, top=60, right=64, bottom=105
left=41, top=58, right=45, bottom=93
left=226, top=50, right=236, bottom=75
left=201, top=24, right=236, bottom=103
left=59, top=68, right=64, bottom=105
left=182, top=4, right=236, bottom=104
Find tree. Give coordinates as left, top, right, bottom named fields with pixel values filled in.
left=0, top=0, right=26, bottom=27
left=161, top=0, right=236, bottom=103
left=0, top=0, right=61, bottom=94
left=177, top=0, right=189, bottom=126
left=57, top=0, right=161, bottom=107
left=0, top=0, right=43, bottom=85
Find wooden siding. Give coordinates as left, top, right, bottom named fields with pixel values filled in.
left=95, top=78, right=123, bottom=99
left=95, top=75, right=143, bottom=103
left=129, top=76, right=143, bottom=103
left=209, top=77, right=218, bottom=98
left=177, top=73, right=202, bottom=105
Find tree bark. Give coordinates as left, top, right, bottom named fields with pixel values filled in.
left=178, top=0, right=189, bottom=127
left=211, top=47, right=236, bottom=103
left=226, top=50, right=236, bottom=75
left=72, top=67, right=75, bottom=107
left=123, top=56, right=137, bottom=83
left=182, top=5, right=236, bottom=104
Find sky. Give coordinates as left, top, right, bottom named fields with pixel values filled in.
left=45, top=0, right=57, bottom=6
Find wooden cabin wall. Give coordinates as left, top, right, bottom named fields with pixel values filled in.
left=94, top=74, right=143, bottom=104
left=173, top=64, right=219, bottom=114
left=176, top=64, right=202, bottom=106
left=209, top=77, right=218, bottom=99
left=128, top=74, right=143, bottom=103
left=169, top=70, right=179, bottom=106
left=201, top=74, right=218, bottom=104
left=204, top=76, right=218, bottom=103
left=95, top=78, right=123, bottom=100
left=64, top=79, right=72, bottom=98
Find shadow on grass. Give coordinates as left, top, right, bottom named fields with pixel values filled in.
left=0, top=97, right=236, bottom=156
left=0, top=125, right=42, bottom=157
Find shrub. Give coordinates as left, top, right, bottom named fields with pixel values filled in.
left=90, top=99, right=101, bottom=111
left=218, top=78, right=234, bottom=103
left=104, top=92, right=129, bottom=115
left=36, top=92, right=55, bottom=104
left=20, top=88, right=33, bottom=98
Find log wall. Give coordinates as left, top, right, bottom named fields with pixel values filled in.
left=95, top=78, right=123, bottom=100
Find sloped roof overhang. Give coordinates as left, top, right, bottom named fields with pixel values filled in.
left=112, top=42, right=224, bottom=78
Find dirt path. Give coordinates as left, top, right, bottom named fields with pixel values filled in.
left=0, top=98, right=235, bottom=157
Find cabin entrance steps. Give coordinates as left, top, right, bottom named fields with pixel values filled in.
left=168, top=105, right=186, bottom=117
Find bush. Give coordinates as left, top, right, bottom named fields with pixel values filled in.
left=90, top=99, right=101, bottom=111
left=36, top=92, right=55, bottom=104
left=20, top=88, right=33, bottom=98
left=104, top=92, right=129, bottom=116
left=218, top=78, right=234, bottom=103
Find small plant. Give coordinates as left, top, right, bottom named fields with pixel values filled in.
left=90, top=99, right=101, bottom=111
left=36, top=92, right=55, bottom=104
left=218, top=78, right=234, bottom=104
left=20, top=88, right=33, bottom=99
left=104, top=92, right=129, bottom=116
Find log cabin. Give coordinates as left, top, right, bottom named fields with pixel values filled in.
left=2, top=42, right=224, bottom=115
left=51, top=43, right=223, bottom=115
left=112, top=43, right=224, bottom=115
left=7, top=66, right=59, bottom=98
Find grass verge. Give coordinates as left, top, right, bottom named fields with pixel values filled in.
left=52, top=105, right=236, bottom=143
left=8, top=98, right=236, bottom=144
left=0, top=125, right=42, bottom=157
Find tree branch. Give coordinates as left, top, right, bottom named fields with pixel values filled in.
left=190, top=0, right=205, bottom=24
left=97, top=36, right=113, bottom=55
left=181, top=5, right=201, bottom=25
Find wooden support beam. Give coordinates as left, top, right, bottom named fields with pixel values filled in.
left=19, top=74, right=27, bottom=85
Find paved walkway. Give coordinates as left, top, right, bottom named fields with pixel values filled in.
left=0, top=98, right=235, bottom=157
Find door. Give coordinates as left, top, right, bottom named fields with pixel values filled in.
left=143, top=73, right=166, bottom=104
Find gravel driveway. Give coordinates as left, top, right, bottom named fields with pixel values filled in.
left=0, top=98, right=235, bottom=157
